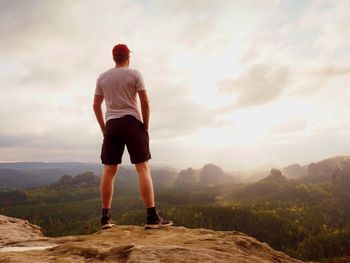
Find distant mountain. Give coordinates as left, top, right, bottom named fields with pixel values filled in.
left=231, top=165, right=275, bottom=183
left=50, top=172, right=100, bottom=189
left=0, top=162, right=180, bottom=190
left=47, top=164, right=237, bottom=191
left=48, top=167, right=178, bottom=192
left=0, top=162, right=105, bottom=189
left=174, top=167, right=198, bottom=186
left=243, top=170, right=271, bottom=183
left=331, top=158, right=350, bottom=188
left=240, top=156, right=350, bottom=184
left=256, top=168, right=292, bottom=191
left=282, top=164, right=307, bottom=179
left=0, top=169, right=62, bottom=189
left=303, top=156, right=350, bottom=183
left=261, top=169, right=287, bottom=182
left=231, top=169, right=298, bottom=200
left=150, top=169, right=178, bottom=187
left=0, top=162, right=103, bottom=176
left=2, top=156, right=350, bottom=190
left=229, top=161, right=350, bottom=202
left=173, top=164, right=236, bottom=188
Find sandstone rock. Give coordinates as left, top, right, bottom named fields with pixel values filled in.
left=269, top=169, right=283, bottom=179
left=175, top=164, right=235, bottom=188
left=0, top=215, right=43, bottom=247
left=0, top=215, right=308, bottom=263
left=282, top=164, right=307, bottom=179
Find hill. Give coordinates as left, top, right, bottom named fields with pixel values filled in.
left=0, top=215, right=304, bottom=263
left=0, top=169, right=59, bottom=189
left=174, top=164, right=236, bottom=188
left=282, top=164, right=307, bottom=178
left=230, top=169, right=297, bottom=200
left=0, top=163, right=179, bottom=190
left=2, top=156, right=350, bottom=190
left=302, top=156, right=348, bottom=183
left=0, top=162, right=104, bottom=189
left=0, top=162, right=235, bottom=190
left=50, top=172, right=101, bottom=189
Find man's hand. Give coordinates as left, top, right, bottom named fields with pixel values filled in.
left=138, top=90, right=150, bottom=131
left=101, top=125, right=106, bottom=136
left=93, top=95, right=106, bottom=136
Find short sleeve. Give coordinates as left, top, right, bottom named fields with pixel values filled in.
left=95, top=77, right=103, bottom=96
left=135, top=70, right=146, bottom=92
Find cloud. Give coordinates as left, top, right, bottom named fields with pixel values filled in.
left=149, top=82, right=220, bottom=138
left=287, top=65, right=350, bottom=96
left=0, top=0, right=70, bottom=53
left=0, top=0, right=349, bottom=169
left=217, top=63, right=289, bottom=108
left=311, top=66, right=350, bottom=77
left=298, top=0, right=350, bottom=51
left=270, top=119, right=307, bottom=134
left=0, top=133, right=30, bottom=147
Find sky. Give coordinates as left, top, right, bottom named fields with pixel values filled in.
left=0, top=0, right=349, bottom=170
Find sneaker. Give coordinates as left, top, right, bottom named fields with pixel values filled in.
left=101, top=216, right=116, bottom=230
left=145, top=213, right=173, bottom=229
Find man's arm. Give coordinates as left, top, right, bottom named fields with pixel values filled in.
left=93, top=95, right=106, bottom=135
left=138, top=90, right=150, bottom=130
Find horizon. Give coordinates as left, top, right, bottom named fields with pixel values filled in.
left=1, top=0, right=350, bottom=170
left=0, top=154, right=348, bottom=173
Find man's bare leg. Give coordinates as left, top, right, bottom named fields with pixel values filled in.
left=100, top=164, right=118, bottom=229
left=135, top=161, right=155, bottom=208
left=135, top=161, right=173, bottom=228
left=100, top=164, right=118, bottom=208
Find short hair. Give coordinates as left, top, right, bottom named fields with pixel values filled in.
left=113, top=53, right=129, bottom=64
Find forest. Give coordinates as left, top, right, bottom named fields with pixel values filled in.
left=1, top=167, right=350, bottom=263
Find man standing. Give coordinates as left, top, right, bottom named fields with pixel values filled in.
left=93, top=44, right=173, bottom=229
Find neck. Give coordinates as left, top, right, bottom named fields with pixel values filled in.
left=115, top=61, right=129, bottom=68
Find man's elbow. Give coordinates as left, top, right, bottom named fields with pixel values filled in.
left=140, top=98, right=150, bottom=107
left=93, top=104, right=101, bottom=112
left=141, top=101, right=150, bottom=111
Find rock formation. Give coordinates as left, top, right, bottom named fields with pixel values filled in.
left=304, top=156, right=350, bottom=183
left=50, top=172, right=101, bottom=189
left=174, top=164, right=236, bottom=188
left=0, top=215, right=43, bottom=247
left=282, top=164, right=307, bottom=179
left=332, top=158, right=350, bottom=186
left=268, top=169, right=283, bottom=180
left=0, top=215, right=310, bottom=262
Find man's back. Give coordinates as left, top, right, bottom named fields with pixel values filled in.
left=95, top=67, right=146, bottom=122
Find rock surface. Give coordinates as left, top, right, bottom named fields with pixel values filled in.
left=0, top=215, right=43, bottom=247
left=0, top=215, right=307, bottom=263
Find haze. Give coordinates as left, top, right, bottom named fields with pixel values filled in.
left=0, top=0, right=349, bottom=170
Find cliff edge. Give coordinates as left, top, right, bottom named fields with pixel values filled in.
left=0, top=215, right=307, bottom=263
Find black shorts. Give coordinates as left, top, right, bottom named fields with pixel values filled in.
left=101, top=115, right=151, bottom=165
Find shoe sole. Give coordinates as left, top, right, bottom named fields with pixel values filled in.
left=101, top=223, right=116, bottom=230
left=144, top=222, right=173, bottom=229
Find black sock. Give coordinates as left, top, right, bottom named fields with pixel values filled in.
left=146, top=207, right=157, bottom=219
left=102, top=208, right=110, bottom=218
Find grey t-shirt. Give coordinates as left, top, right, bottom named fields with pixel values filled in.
left=95, top=67, right=146, bottom=122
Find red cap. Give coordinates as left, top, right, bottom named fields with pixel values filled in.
left=112, top=44, right=131, bottom=56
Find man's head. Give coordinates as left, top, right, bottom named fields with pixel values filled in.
left=112, top=44, right=130, bottom=66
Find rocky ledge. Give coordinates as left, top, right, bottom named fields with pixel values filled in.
left=0, top=214, right=43, bottom=246
left=0, top=215, right=307, bottom=263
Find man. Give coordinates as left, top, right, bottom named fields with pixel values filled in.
left=93, top=44, right=173, bottom=229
